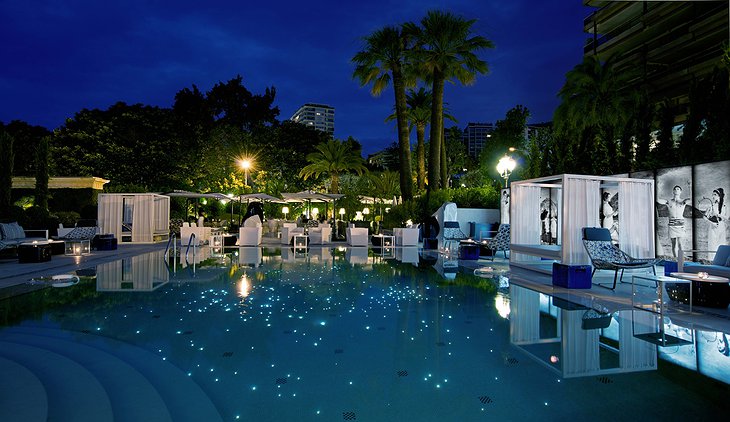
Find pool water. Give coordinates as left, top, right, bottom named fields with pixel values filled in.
left=1, top=247, right=729, bottom=421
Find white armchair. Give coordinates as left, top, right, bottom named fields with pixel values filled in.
left=180, top=222, right=209, bottom=245
left=281, top=223, right=304, bottom=244
left=346, top=227, right=369, bottom=246
left=309, top=227, right=332, bottom=244
left=394, top=227, right=419, bottom=246
left=238, top=225, right=262, bottom=246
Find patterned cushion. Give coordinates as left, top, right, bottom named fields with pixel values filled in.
left=487, top=224, right=510, bottom=251
left=63, top=226, right=97, bottom=239
left=0, top=222, right=25, bottom=240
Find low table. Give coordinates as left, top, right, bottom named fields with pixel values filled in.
left=668, top=272, right=730, bottom=308
left=18, top=242, right=52, bottom=263
left=632, top=274, right=693, bottom=314
left=371, top=234, right=395, bottom=248
left=459, top=240, right=480, bottom=260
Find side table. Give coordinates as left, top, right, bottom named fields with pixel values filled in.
left=18, top=242, right=52, bottom=263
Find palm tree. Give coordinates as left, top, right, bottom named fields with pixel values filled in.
left=352, top=25, right=414, bottom=201
left=409, top=10, right=493, bottom=191
left=299, top=139, right=367, bottom=194
left=387, top=88, right=457, bottom=190
left=554, top=54, right=638, bottom=174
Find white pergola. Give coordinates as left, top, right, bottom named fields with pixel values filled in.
left=509, top=174, right=655, bottom=271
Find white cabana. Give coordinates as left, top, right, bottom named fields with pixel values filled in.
left=98, top=193, right=170, bottom=243
left=510, top=174, right=655, bottom=270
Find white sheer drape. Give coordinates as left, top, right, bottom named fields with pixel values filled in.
left=617, top=310, right=657, bottom=370
left=98, top=194, right=123, bottom=240
left=511, top=184, right=542, bottom=262
left=132, top=195, right=154, bottom=243
left=562, top=177, right=600, bottom=264
left=562, top=310, right=600, bottom=376
left=618, top=180, right=656, bottom=258
left=509, top=285, right=540, bottom=343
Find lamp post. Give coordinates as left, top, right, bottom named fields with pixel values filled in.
left=240, top=159, right=252, bottom=187
left=496, top=155, right=517, bottom=188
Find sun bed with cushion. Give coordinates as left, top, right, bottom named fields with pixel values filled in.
left=684, top=245, right=730, bottom=278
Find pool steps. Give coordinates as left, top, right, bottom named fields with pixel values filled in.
left=0, top=325, right=222, bottom=422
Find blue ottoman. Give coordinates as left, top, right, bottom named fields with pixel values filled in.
left=552, top=263, right=592, bottom=289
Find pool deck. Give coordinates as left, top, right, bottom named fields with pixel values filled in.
left=2, top=237, right=729, bottom=334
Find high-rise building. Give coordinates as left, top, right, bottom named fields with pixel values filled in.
left=583, top=1, right=728, bottom=121
left=290, top=103, right=335, bottom=135
left=461, top=122, right=495, bottom=159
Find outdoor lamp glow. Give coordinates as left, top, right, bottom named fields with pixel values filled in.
left=282, top=206, right=289, bottom=219
left=363, top=207, right=370, bottom=215
left=240, top=158, right=253, bottom=186
left=312, top=207, right=319, bottom=216
left=339, top=208, right=346, bottom=216
left=496, top=155, right=517, bottom=188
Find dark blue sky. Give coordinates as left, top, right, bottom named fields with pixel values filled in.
left=0, top=0, right=591, bottom=155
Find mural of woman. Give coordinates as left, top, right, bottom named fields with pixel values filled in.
left=601, top=191, right=618, bottom=242
left=704, top=188, right=728, bottom=256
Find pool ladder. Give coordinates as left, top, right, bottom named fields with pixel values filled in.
left=163, top=233, right=198, bottom=276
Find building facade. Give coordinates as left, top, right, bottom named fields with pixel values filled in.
left=290, top=103, right=335, bottom=135
left=583, top=0, right=728, bottom=121
left=461, top=122, right=495, bottom=159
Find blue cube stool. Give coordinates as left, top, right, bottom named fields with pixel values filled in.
left=552, top=263, right=592, bottom=289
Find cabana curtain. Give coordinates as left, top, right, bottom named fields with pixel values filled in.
left=99, top=194, right=123, bottom=241
left=618, top=180, right=655, bottom=259
left=562, top=177, right=600, bottom=264
left=511, top=185, right=541, bottom=262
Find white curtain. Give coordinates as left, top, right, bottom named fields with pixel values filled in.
left=511, top=184, right=542, bottom=262
left=154, top=196, right=170, bottom=233
left=562, top=310, right=600, bottom=376
left=132, top=195, right=154, bottom=243
left=98, top=194, right=123, bottom=241
left=562, top=177, right=600, bottom=264
left=509, top=285, right=540, bottom=343
left=617, top=310, right=657, bottom=370
left=618, top=180, right=656, bottom=258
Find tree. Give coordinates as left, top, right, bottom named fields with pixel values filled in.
left=299, top=139, right=368, bottom=194
left=207, top=75, right=280, bottom=132
left=554, top=54, right=638, bottom=174
left=2, top=121, right=51, bottom=176
left=353, top=25, right=414, bottom=200
left=34, top=135, right=50, bottom=210
left=480, top=105, right=529, bottom=180
left=409, top=10, right=494, bottom=191
left=0, top=130, right=14, bottom=217
left=444, top=126, right=469, bottom=187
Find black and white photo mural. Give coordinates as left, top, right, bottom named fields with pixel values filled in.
left=656, top=166, right=693, bottom=258
left=600, top=189, right=618, bottom=242
left=500, top=188, right=510, bottom=224
left=539, top=187, right=559, bottom=245
left=694, top=160, right=730, bottom=261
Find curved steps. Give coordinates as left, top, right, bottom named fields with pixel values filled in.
left=0, top=325, right=222, bottom=422
left=0, top=340, right=114, bottom=422
left=1, top=330, right=172, bottom=422
left=0, top=356, right=48, bottom=422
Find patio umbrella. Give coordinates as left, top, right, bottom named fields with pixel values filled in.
left=235, top=193, right=285, bottom=225
left=163, top=190, right=231, bottom=220
left=281, top=191, right=344, bottom=220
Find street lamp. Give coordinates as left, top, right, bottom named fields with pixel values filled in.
left=496, top=155, right=516, bottom=188
left=240, top=159, right=252, bottom=187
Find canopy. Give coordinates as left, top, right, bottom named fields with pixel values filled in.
left=237, top=193, right=285, bottom=203
left=163, top=190, right=230, bottom=200
left=281, top=191, right=343, bottom=203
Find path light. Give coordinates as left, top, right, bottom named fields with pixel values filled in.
left=496, top=154, right=516, bottom=188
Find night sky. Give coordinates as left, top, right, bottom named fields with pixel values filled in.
left=0, top=0, right=591, bottom=155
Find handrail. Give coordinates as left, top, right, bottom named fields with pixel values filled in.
left=185, top=233, right=197, bottom=275
left=164, top=233, right=177, bottom=260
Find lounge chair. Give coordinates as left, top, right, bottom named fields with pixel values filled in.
left=483, top=223, right=510, bottom=260
left=441, top=221, right=467, bottom=253
left=582, top=227, right=658, bottom=290
left=346, top=225, right=368, bottom=246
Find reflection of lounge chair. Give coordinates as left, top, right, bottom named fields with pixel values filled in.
left=582, top=227, right=658, bottom=290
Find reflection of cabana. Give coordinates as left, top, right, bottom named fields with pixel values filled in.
left=98, top=194, right=170, bottom=243
left=96, top=251, right=169, bottom=291
left=510, top=174, right=655, bottom=272
left=509, top=285, right=657, bottom=378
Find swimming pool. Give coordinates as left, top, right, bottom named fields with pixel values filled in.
left=1, top=246, right=728, bottom=421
